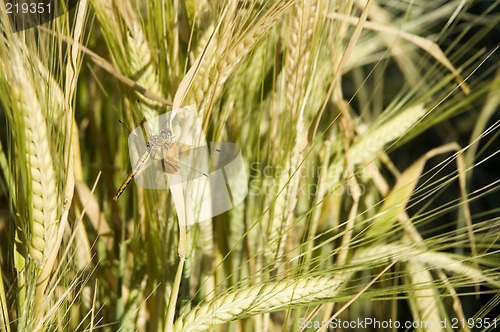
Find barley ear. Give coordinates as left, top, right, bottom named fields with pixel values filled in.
left=0, top=33, right=60, bottom=328
left=174, top=275, right=345, bottom=332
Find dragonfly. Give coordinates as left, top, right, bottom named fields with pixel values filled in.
left=113, top=120, right=212, bottom=201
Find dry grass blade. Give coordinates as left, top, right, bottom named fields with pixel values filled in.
left=406, top=262, right=442, bottom=330
left=354, top=244, right=500, bottom=288
left=365, top=143, right=472, bottom=246
left=327, top=11, right=470, bottom=94
left=39, top=26, right=173, bottom=106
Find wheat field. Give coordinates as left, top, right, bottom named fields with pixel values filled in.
left=0, top=0, right=499, bottom=331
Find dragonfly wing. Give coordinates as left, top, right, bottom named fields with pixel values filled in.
left=156, top=144, right=211, bottom=181
left=179, top=146, right=211, bottom=176
left=161, top=155, right=208, bottom=179
left=161, top=156, right=181, bottom=174
left=181, top=145, right=226, bottom=170
left=129, top=132, right=149, bottom=157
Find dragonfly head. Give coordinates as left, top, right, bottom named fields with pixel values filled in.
left=147, top=129, right=176, bottom=149
left=157, top=129, right=176, bottom=149
left=159, top=128, right=175, bottom=141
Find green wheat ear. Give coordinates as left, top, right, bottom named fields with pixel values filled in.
left=0, top=38, right=59, bottom=329
left=175, top=275, right=345, bottom=332
left=325, top=104, right=425, bottom=189
left=347, top=104, right=425, bottom=165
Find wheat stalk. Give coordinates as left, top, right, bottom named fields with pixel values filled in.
left=325, top=104, right=426, bottom=189
left=0, top=37, right=59, bottom=327
left=354, top=243, right=500, bottom=287
left=406, top=261, right=443, bottom=330
left=176, top=240, right=498, bottom=332
left=90, top=0, right=162, bottom=120
left=283, top=0, right=319, bottom=115
left=89, top=0, right=124, bottom=62
left=191, top=1, right=294, bottom=118
left=266, top=0, right=321, bottom=272
left=174, top=274, right=345, bottom=332
left=119, top=3, right=163, bottom=117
